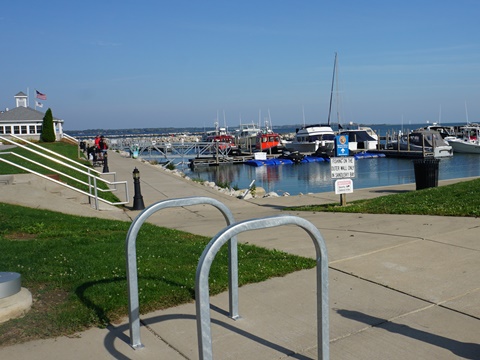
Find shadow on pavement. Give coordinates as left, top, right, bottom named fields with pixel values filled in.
left=103, top=310, right=314, bottom=360
left=337, top=309, right=480, bottom=359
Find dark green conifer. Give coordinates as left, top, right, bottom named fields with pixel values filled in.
left=41, top=108, right=56, bottom=142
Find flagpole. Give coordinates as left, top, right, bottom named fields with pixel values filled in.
left=27, top=87, right=30, bottom=107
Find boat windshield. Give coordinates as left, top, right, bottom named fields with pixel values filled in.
left=407, top=131, right=449, bottom=147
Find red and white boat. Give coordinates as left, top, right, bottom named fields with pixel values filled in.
left=203, top=126, right=238, bottom=153
left=255, top=123, right=282, bottom=153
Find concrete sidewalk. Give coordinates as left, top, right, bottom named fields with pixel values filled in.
left=0, top=150, right=479, bottom=359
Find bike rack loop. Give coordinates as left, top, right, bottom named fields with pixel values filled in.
left=125, top=196, right=239, bottom=349
left=196, top=215, right=329, bottom=360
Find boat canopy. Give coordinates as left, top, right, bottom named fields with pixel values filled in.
left=340, top=130, right=376, bottom=143
left=407, top=130, right=449, bottom=147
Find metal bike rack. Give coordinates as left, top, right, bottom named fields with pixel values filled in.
left=196, top=215, right=329, bottom=360
left=125, top=196, right=239, bottom=349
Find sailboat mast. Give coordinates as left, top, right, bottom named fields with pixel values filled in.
left=465, top=101, right=469, bottom=124
left=327, top=52, right=337, bottom=126
left=302, top=105, right=306, bottom=126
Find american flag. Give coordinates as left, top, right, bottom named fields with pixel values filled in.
left=36, top=90, right=47, bottom=100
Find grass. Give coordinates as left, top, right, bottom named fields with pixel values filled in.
left=285, top=178, right=480, bottom=217
left=0, top=203, right=316, bottom=346
left=0, top=141, right=86, bottom=175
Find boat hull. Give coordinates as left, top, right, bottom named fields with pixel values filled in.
left=448, top=140, right=480, bottom=154
left=392, top=143, right=453, bottom=158
left=284, top=141, right=319, bottom=153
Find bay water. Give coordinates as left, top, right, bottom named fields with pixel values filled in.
left=183, top=123, right=480, bottom=195
left=71, top=122, right=479, bottom=196
left=185, top=152, right=479, bottom=195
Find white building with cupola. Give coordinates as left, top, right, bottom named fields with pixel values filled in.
left=0, top=91, right=64, bottom=141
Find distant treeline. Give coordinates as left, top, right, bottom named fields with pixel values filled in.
left=65, top=123, right=385, bottom=137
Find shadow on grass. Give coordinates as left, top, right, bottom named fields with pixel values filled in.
left=370, top=189, right=411, bottom=194
left=75, top=276, right=196, bottom=326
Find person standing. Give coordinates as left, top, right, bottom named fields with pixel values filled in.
left=98, top=136, right=108, bottom=160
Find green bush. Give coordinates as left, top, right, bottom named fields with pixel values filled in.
left=216, top=180, right=230, bottom=189
left=40, top=108, right=56, bottom=143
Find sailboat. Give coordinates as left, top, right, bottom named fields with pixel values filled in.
left=284, top=54, right=337, bottom=155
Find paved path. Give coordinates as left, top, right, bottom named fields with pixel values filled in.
left=0, top=150, right=479, bottom=359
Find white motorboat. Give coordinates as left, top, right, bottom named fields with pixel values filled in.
left=446, top=125, right=480, bottom=154
left=421, top=122, right=457, bottom=139
left=284, top=124, right=336, bottom=154
left=339, top=126, right=378, bottom=151
left=389, top=129, right=453, bottom=158
left=235, top=123, right=261, bottom=150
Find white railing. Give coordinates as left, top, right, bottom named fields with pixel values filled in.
left=0, top=136, right=129, bottom=210
left=62, top=133, right=78, bottom=144
left=110, top=139, right=236, bottom=162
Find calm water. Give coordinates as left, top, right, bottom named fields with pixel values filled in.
left=185, top=153, right=480, bottom=195
left=182, top=122, right=479, bottom=195
left=70, top=122, right=478, bottom=196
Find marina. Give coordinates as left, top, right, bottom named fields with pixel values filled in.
left=74, top=122, right=480, bottom=197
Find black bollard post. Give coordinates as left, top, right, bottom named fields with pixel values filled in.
left=132, top=167, right=145, bottom=210
left=103, top=151, right=110, bottom=173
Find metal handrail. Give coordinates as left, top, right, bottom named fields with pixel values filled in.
left=7, top=134, right=116, bottom=182
left=0, top=155, right=128, bottom=208
left=62, top=133, right=78, bottom=143
left=0, top=141, right=130, bottom=209
left=0, top=135, right=117, bottom=189
left=110, top=140, right=236, bottom=163
left=1, top=152, right=113, bottom=194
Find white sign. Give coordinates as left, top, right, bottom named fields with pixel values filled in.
left=254, top=152, right=267, bottom=160
left=330, top=157, right=355, bottom=179
left=335, top=179, right=354, bottom=194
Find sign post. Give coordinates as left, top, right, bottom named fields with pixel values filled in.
left=330, top=156, right=355, bottom=206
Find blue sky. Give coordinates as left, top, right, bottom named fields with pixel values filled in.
left=1, top=0, right=479, bottom=130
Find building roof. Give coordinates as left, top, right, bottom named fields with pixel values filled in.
left=15, top=91, right=27, bottom=97
left=0, top=106, right=62, bottom=123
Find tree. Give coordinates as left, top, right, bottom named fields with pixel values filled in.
left=41, top=108, right=56, bottom=142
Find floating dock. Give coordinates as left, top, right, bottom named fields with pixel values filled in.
left=368, top=149, right=434, bottom=159
left=189, top=154, right=255, bottom=168
left=188, top=151, right=389, bottom=168
left=245, top=152, right=386, bottom=167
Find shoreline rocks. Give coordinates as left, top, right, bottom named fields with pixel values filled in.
left=137, top=156, right=285, bottom=199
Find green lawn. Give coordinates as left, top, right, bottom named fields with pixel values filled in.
left=0, top=203, right=315, bottom=346
left=285, top=177, right=480, bottom=217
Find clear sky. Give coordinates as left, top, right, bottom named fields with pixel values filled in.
left=2, top=0, right=479, bottom=130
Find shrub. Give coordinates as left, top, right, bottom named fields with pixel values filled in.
left=250, top=183, right=256, bottom=197
left=40, top=108, right=56, bottom=142
left=216, top=180, right=230, bottom=189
